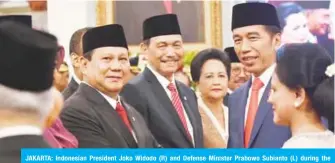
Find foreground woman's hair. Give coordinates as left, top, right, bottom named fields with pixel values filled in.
left=276, top=43, right=334, bottom=131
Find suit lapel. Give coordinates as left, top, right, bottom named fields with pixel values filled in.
left=249, top=79, right=272, bottom=146
left=176, top=82, right=195, bottom=146
left=80, top=84, right=137, bottom=147
left=122, top=99, right=147, bottom=147
left=122, top=101, right=140, bottom=135
left=68, top=78, right=79, bottom=92
left=143, top=68, right=192, bottom=145
left=238, top=80, right=252, bottom=147
left=109, top=105, right=138, bottom=148
left=223, top=93, right=229, bottom=106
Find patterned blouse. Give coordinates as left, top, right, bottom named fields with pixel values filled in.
left=43, top=118, right=78, bottom=148
left=197, top=92, right=229, bottom=148
left=282, top=130, right=335, bottom=148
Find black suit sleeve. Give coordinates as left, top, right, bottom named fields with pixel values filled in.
left=121, top=83, right=149, bottom=123
left=60, top=107, right=110, bottom=148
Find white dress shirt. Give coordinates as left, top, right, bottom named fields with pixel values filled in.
left=98, top=91, right=118, bottom=109
left=147, top=65, right=194, bottom=144
left=227, top=89, right=233, bottom=94
left=82, top=82, right=118, bottom=109
left=244, top=64, right=276, bottom=126
left=0, top=125, right=42, bottom=139
left=72, top=74, right=81, bottom=85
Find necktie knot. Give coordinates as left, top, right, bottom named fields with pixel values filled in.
left=252, top=78, right=264, bottom=91
left=116, top=102, right=124, bottom=111
left=167, top=83, right=177, bottom=92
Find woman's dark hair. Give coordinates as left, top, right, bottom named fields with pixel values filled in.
left=276, top=43, right=334, bottom=131
left=313, top=76, right=334, bottom=132
left=276, top=2, right=304, bottom=29
left=190, top=48, right=231, bottom=82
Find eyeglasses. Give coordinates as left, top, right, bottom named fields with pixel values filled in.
left=231, top=67, right=250, bottom=76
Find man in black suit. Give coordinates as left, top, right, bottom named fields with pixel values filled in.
left=0, top=20, right=59, bottom=163
left=61, top=24, right=159, bottom=148
left=62, top=27, right=91, bottom=100
left=121, top=14, right=204, bottom=148
left=296, top=1, right=334, bottom=60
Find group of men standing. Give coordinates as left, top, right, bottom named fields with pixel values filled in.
left=60, top=13, right=204, bottom=148
left=60, top=2, right=291, bottom=149
left=0, top=2, right=317, bottom=161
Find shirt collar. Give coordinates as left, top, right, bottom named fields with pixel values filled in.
left=72, top=74, right=81, bottom=84
left=227, top=88, right=233, bottom=94
left=147, top=64, right=176, bottom=87
left=82, top=82, right=119, bottom=109
left=98, top=92, right=119, bottom=109
left=0, top=125, right=42, bottom=139
left=251, top=63, right=276, bottom=86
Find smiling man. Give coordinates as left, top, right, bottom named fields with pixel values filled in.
left=60, top=24, right=159, bottom=148
left=121, top=14, right=203, bottom=148
left=227, top=2, right=291, bottom=148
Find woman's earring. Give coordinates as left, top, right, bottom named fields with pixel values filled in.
left=294, top=101, right=300, bottom=108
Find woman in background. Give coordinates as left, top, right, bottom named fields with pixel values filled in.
left=268, top=43, right=334, bottom=148
left=43, top=46, right=78, bottom=148
left=190, top=48, right=230, bottom=148
left=43, top=88, right=78, bottom=148
left=277, top=2, right=316, bottom=44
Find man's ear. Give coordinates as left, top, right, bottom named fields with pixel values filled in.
left=70, top=53, right=81, bottom=68
left=79, top=56, right=89, bottom=76
left=273, top=33, right=282, bottom=50
left=140, top=42, right=150, bottom=62
left=140, top=42, right=148, bottom=53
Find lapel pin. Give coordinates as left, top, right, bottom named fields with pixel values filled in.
left=184, top=96, right=187, bottom=101
left=132, top=117, right=135, bottom=121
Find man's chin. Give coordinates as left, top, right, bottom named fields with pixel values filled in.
left=160, top=70, right=176, bottom=78
left=245, top=65, right=262, bottom=75
left=235, top=83, right=244, bottom=88
left=244, top=68, right=255, bottom=74
left=105, top=84, right=123, bottom=91
left=318, top=29, right=327, bottom=36
left=162, top=66, right=178, bottom=72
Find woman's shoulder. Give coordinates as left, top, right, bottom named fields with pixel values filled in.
left=282, top=131, right=335, bottom=148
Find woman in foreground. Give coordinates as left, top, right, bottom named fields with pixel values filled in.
left=268, top=43, right=334, bottom=148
